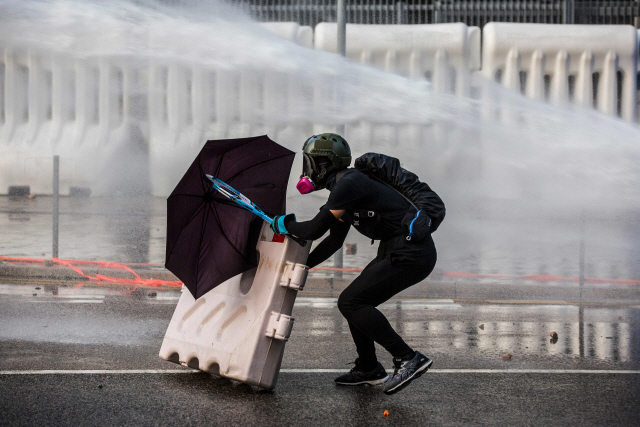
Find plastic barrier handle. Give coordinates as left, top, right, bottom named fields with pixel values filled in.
left=289, top=235, right=307, bottom=247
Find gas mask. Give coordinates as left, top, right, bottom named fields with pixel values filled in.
left=298, top=153, right=331, bottom=194
left=296, top=176, right=315, bottom=194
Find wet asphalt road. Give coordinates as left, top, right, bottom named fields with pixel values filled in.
left=1, top=284, right=640, bottom=426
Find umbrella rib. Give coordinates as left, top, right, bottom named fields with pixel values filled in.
left=220, top=137, right=266, bottom=176
left=194, top=199, right=211, bottom=289
left=167, top=193, right=207, bottom=200
left=165, top=200, right=207, bottom=267
left=214, top=154, right=223, bottom=177
left=198, top=145, right=226, bottom=195
left=165, top=197, right=245, bottom=271
left=193, top=199, right=248, bottom=292
left=199, top=161, right=210, bottom=195
left=209, top=201, right=253, bottom=263
left=225, top=153, right=295, bottom=187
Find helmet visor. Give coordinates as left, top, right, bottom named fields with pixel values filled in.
left=302, top=153, right=316, bottom=179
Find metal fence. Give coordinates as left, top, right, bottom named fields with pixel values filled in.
left=229, top=1, right=640, bottom=27
left=432, top=1, right=565, bottom=26
left=574, top=0, right=640, bottom=24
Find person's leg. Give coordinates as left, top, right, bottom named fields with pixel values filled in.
left=337, top=254, right=436, bottom=360
left=340, top=256, right=386, bottom=369
left=347, top=321, right=377, bottom=369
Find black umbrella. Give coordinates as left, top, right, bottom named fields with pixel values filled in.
left=165, top=135, right=296, bottom=299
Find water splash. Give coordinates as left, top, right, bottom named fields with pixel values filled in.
left=2, top=0, right=639, bottom=205
left=1, top=0, right=639, bottom=279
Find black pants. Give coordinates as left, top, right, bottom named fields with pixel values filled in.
left=337, top=235, right=437, bottom=368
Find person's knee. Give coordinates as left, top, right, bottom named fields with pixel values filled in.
left=337, top=292, right=356, bottom=318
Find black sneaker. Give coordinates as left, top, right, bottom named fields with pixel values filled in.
left=334, top=359, right=389, bottom=386
left=383, top=351, right=433, bottom=395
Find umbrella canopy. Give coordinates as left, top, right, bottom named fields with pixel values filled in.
left=165, top=135, right=295, bottom=299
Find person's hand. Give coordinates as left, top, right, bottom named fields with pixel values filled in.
left=271, top=214, right=296, bottom=235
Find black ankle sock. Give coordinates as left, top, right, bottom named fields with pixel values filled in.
left=399, top=350, right=416, bottom=361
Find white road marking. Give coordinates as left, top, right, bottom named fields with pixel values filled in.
left=155, top=296, right=180, bottom=301
left=1, top=369, right=639, bottom=375
left=54, top=295, right=105, bottom=299
left=28, top=299, right=104, bottom=304
left=0, top=369, right=196, bottom=375
left=147, top=301, right=182, bottom=305
left=293, top=298, right=461, bottom=309
left=281, top=369, right=640, bottom=374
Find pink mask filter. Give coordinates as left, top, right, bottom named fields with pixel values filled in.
left=296, top=177, right=315, bottom=194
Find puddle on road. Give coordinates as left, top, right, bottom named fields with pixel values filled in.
left=2, top=284, right=639, bottom=363
left=294, top=298, right=640, bottom=364
left=0, top=283, right=181, bottom=304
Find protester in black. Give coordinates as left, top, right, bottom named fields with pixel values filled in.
left=271, top=133, right=437, bottom=395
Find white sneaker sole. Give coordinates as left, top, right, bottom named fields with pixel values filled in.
left=335, top=375, right=389, bottom=386
left=384, top=358, right=433, bottom=395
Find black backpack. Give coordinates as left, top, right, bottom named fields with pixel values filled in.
left=354, top=153, right=446, bottom=233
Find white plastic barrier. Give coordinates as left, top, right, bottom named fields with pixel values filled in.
left=482, top=23, right=639, bottom=122
left=0, top=23, right=312, bottom=196
left=314, top=23, right=478, bottom=95
left=4, top=23, right=639, bottom=196
left=148, top=23, right=313, bottom=197
left=260, top=22, right=313, bottom=48
left=313, top=23, right=480, bottom=179
left=0, top=48, right=146, bottom=194
left=159, top=223, right=310, bottom=389
left=468, top=26, right=481, bottom=71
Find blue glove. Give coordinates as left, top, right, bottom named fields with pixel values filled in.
left=271, top=214, right=296, bottom=235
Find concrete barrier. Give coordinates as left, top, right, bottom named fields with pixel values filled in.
left=482, top=23, right=638, bottom=122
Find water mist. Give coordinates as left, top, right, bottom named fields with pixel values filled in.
left=1, top=0, right=639, bottom=282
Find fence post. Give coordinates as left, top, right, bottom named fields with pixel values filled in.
left=563, top=0, right=575, bottom=24
left=579, top=211, right=585, bottom=299
left=396, top=2, right=405, bottom=24
left=337, top=0, right=347, bottom=56
left=333, top=120, right=345, bottom=279
left=334, top=0, right=347, bottom=278
left=578, top=210, right=585, bottom=357
left=52, top=155, right=59, bottom=259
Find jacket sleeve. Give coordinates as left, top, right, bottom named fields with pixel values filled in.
left=284, top=208, right=339, bottom=241
left=306, top=220, right=351, bottom=268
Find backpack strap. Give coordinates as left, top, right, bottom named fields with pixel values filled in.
left=366, top=174, right=419, bottom=212
left=336, top=168, right=417, bottom=211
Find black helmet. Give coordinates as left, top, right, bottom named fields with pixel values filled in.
left=301, top=133, right=351, bottom=188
